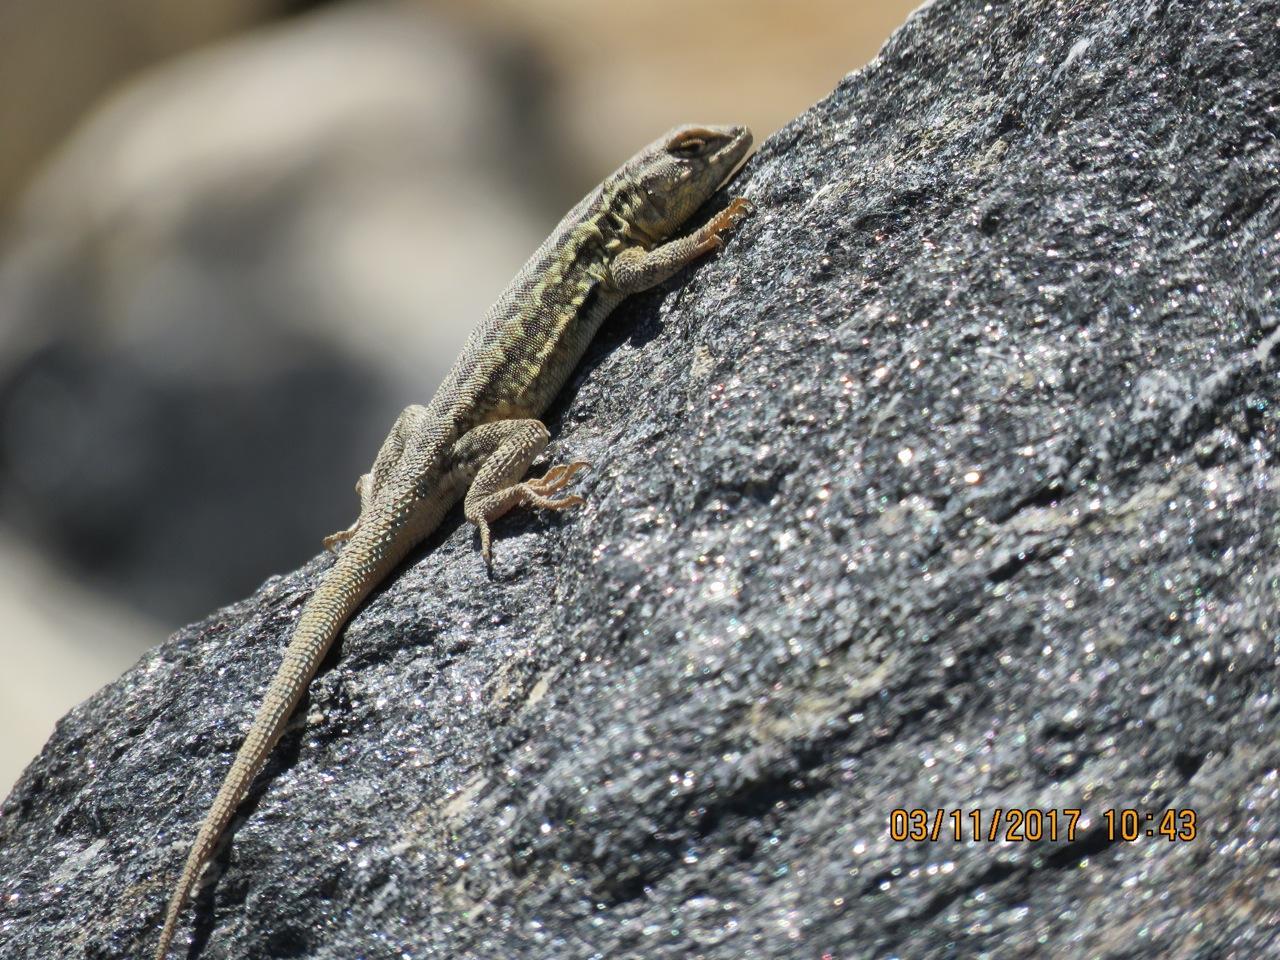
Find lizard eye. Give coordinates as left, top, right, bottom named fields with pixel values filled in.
left=668, top=136, right=707, bottom=158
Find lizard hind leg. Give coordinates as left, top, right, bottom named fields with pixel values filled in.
left=322, top=403, right=427, bottom=551
left=322, top=472, right=373, bottom=551
left=453, top=419, right=588, bottom=566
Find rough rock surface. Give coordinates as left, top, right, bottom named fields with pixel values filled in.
left=4, top=0, right=1280, bottom=957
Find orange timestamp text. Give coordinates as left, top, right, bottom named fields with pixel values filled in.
left=888, top=807, right=1197, bottom=843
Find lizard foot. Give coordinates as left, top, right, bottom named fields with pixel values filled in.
left=469, top=461, right=589, bottom=566
left=720, top=195, right=755, bottom=226
left=525, top=460, right=589, bottom=499
left=322, top=523, right=358, bottom=553
left=700, top=196, right=754, bottom=251
left=322, top=472, right=371, bottom=552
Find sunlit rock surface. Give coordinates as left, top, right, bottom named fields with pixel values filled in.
left=3, top=0, right=1279, bottom=956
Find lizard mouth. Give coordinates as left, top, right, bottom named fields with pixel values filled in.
left=712, top=126, right=755, bottom=189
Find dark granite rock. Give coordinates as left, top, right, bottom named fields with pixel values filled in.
left=4, top=0, right=1280, bottom=957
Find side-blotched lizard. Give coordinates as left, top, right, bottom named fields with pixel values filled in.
left=152, top=123, right=754, bottom=958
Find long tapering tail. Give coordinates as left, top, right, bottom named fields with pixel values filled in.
left=153, top=524, right=407, bottom=960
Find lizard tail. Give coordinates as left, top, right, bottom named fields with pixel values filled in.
left=153, top=526, right=409, bottom=960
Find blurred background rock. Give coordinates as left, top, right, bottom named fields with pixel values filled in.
left=0, top=0, right=918, bottom=794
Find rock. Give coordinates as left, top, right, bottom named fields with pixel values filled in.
left=3, top=0, right=1280, bottom=957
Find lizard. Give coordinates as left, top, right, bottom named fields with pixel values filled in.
left=151, top=122, right=754, bottom=959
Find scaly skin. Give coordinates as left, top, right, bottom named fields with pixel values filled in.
left=152, top=123, right=753, bottom=959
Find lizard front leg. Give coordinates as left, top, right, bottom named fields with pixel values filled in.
left=609, top=196, right=753, bottom=294
left=451, top=420, right=588, bottom=565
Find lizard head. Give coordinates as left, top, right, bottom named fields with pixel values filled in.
left=620, top=124, right=753, bottom=239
